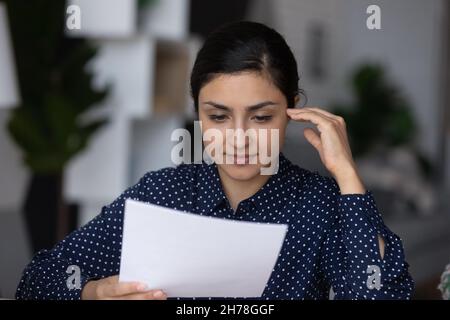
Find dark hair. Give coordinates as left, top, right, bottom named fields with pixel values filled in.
left=190, top=21, right=304, bottom=112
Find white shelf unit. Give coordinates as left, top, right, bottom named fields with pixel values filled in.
left=63, top=0, right=201, bottom=226
left=0, top=3, right=20, bottom=109
left=66, top=0, right=189, bottom=41
left=66, top=0, right=137, bottom=38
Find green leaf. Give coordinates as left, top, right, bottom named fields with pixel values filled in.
left=5, top=0, right=109, bottom=174
left=7, top=105, right=49, bottom=154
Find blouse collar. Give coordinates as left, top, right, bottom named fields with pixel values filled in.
left=196, top=152, right=296, bottom=215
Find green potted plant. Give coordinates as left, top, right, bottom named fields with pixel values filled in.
left=331, top=64, right=417, bottom=158
left=330, top=64, right=435, bottom=216
left=4, top=0, right=108, bottom=253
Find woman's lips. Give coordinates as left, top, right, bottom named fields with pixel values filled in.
left=224, top=153, right=258, bottom=165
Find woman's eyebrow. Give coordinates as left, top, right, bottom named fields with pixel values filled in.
left=202, top=101, right=230, bottom=111
left=202, top=101, right=278, bottom=111
left=246, top=101, right=278, bottom=111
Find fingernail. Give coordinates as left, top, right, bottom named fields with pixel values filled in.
left=154, top=290, right=164, bottom=297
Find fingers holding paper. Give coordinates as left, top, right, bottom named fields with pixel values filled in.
left=81, top=275, right=167, bottom=300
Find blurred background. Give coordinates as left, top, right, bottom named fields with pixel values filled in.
left=0, top=0, right=449, bottom=299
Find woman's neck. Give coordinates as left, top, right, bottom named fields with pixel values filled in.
left=217, top=166, right=271, bottom=212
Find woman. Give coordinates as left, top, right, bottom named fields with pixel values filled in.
left=16, top=21, right=414, bottom=300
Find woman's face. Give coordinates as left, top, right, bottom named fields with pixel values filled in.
left=198, top=71, right=295, bottom=181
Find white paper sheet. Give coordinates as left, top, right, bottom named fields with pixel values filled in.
left=119, top=199, right=288, bottom=298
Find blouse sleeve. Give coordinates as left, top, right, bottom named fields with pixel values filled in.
left=15, top=172, right=153, bottom=300
left=318, top=177, right=415, bottom=300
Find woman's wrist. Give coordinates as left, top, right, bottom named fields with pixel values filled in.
left=334, top=165, right=366, bottom=195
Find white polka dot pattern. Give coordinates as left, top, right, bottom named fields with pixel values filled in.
left=16, top=153, right=414, bottom=300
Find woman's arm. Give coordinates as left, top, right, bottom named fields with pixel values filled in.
left=16, top=171, right=166, bottom=300
left=287, top=106, right=413, bottom=298
left=318, top=177, right=415, bottom=300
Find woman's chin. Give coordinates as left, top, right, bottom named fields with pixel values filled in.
left=219, top=163, right=263, bottom=181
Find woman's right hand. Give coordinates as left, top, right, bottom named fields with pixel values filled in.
left=81, top=275, right=167, bottom=300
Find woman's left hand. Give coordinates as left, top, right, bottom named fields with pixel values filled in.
left=286, top=107, right=366, bottom=195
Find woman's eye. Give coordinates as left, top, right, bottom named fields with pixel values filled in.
left=208, top=114, right=228, bottom=122
left=253, top=115, right=273, bottom=123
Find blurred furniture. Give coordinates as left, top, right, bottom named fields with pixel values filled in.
left=0, top=3, right=19, bottom=108
left=63, top=0, right=200, bottom=225
left=67, top=0, right=137, bottom=37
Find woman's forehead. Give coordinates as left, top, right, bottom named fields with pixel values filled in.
left=198, top=72, right=284, bottom=108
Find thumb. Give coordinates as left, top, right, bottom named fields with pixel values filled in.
left=303, top=127, right=322, bottom=152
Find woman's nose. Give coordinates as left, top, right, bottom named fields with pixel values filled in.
left=234, top=128, right=247, bottom=150
left=226, top=120, right=252, bottom=151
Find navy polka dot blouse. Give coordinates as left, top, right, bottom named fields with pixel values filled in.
left=16, top=153, right=414, bottom=300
